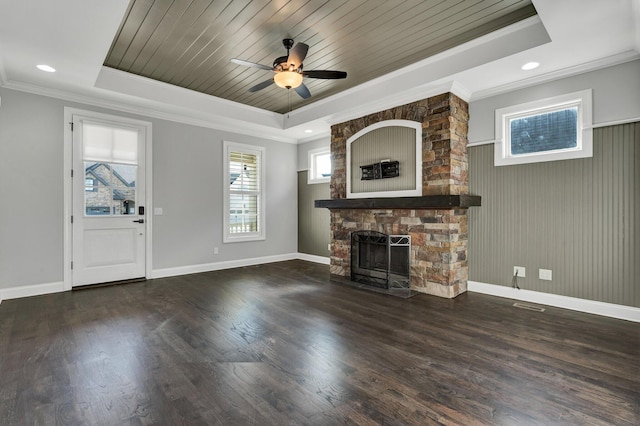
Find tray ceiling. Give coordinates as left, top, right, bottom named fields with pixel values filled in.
left=104, top=0, right=537, bottom=114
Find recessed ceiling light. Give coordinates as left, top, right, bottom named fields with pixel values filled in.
left=521, top=62, right=540, bottom=71
left=37, top=64, right=56, bottom=73
left=304, top=129, right=313, bottom=133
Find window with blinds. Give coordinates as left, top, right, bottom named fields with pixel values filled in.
left=223, top=142, right=265, bottom=242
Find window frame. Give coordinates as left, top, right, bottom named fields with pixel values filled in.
left=494, top=89, right=593, bottom=166
left=84, top=177, right=98, bottom=192
left=307, top=147, right=332, bottom=184
left=223, top=141, right=266, bottom=243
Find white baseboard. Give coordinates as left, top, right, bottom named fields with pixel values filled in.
left=151, top=253, right=300, bottom=279
left=0, top=281, right=65, bottom=304
left=468, top=281, right=640, bottom=323
left=1, top=254, right=318, bottom=303
left=296, top=253, right=330, bottom=265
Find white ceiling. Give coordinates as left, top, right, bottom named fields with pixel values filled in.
left=0, top=0, right=638, bottom=143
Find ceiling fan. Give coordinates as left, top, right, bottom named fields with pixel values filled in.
left=230, top=38, right=347, bottom=99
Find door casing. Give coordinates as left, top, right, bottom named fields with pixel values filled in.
left=63, top=107, right=153, bottom=291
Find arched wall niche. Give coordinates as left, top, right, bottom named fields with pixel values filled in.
left=346, top=120, right=422, bottom=199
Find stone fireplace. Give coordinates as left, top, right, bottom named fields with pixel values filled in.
left=316, top=92, right=479, bottom=298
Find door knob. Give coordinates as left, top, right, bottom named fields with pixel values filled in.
left=133, top=219, right=145, bottom=223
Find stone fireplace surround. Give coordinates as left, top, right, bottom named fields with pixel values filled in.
left=316, top=92, right=480, bottom=298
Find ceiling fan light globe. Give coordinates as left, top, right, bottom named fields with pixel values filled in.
left=274, top=71, right=303, bottom=89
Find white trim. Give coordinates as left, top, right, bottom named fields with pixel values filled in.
left=325, top=81, right=464, bottom=127
left=297, top=131, right=332, bottom=145
left=63, top=107, right=153, bottom=290
left=2, top=80, right=297, bottom=144
left=151, top=253, right=298, bottom=279
left=0, top=281, right=65, bottom=302
left=0, top=254, right=317, bottom=302
left=592, top=117, right=640, bottom=128
left=223, top=141, right=266, bottom=243
left=468, top=281, right=640, bottom=323
left=470, top=50, right=640, bottom=102
left=467, top=139, right=499, bottom=147
left=494, top=89, right=593, bottom=166
left=296, top=253, right=330, bottom=265
left=346, top=120, right=422, bottom=199
left=63, top=109, right=73, bottom=291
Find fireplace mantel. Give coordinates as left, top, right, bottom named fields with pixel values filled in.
left=315, top=195, right=481, bottom=210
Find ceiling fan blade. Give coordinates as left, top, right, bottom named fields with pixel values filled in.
left=303, top=70, right=347, bottom=79
left=294, top=82, right=311, bottom=99
left=230, top=58, right=272, bottom=71
left=287, top=42, right=309, bottom=69
left=248, top=79, right=274, bottom=92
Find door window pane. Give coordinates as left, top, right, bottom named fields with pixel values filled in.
left=84, top=162, right=137, bottom=216
left=85, top=186, right=111, bottom=215
left=110, top=164, right=137, bottom=187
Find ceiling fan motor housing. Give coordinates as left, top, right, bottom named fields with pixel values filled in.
left=282, top=38, right=294, bottom=50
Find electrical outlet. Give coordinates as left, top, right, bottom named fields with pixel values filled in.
left=214, top=247, right=219, bottom=255
left=513, top=266, right=526, bottom=277
left=539, top=268, right=552, bottom=280
left=154, top=207, right=163, bottom=215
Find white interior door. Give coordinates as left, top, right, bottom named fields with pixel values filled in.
left=72, top=115, right=147, bottom=286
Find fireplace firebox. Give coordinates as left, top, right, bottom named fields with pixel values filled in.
left=351, top=231, right=411, bottom=290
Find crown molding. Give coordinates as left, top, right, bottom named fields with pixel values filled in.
left=0, top=79, right=298, bottom=144
left=297, top=132, right=331, bottom=145
left=95, top=67, right=280, bottom=124
left=470, top=51, right=640, bottom=101
left=323, top=81, right=465, bottom=126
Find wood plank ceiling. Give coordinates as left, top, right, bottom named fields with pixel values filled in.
left=104, top=0, right=537, bottom=114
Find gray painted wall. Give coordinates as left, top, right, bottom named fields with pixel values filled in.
left=467, top=60, right=640, bottom=308
left=469, top=59, right=640, bottom=143
left=0, top=87, right=298, bottom=290
left=468, top=122, right=639, bottom=307
left=297, top=171, right=330, bottom=257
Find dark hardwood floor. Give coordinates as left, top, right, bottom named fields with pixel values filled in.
left=0, top=260, right=638, bottom=425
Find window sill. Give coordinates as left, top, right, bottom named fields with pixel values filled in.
left=223, top=234, right=266, bottom=243
left=308, top=177, right=331, bottom=185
